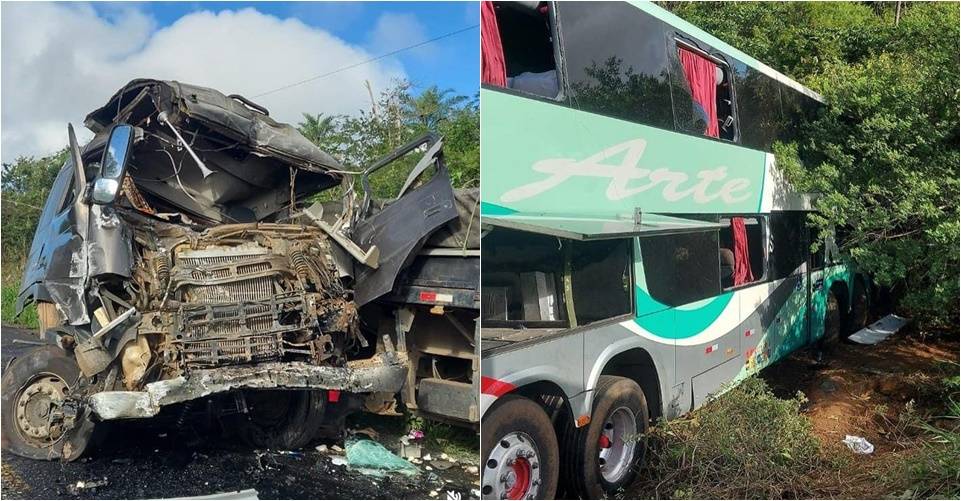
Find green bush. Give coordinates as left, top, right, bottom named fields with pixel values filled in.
left=634, top=378, right=836, bottom=499
left=1, top=285, right=37, bottom=329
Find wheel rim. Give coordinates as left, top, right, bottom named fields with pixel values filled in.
left=598, top=406, right=638, bottom=484
left=14, top=373, right=69, bottom=447
left=483, top=432, right=541, bottom=500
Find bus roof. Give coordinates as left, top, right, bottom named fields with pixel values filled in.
left=631, top=1, right=825, bottom=104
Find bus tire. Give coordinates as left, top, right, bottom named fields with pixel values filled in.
left=1, top=345, right=94, bottom=461
left=847, top=280, right=869, bottom=335
left=481, top=394, right=559, bottom=500
left=562, top=375, right=649, bottom=499
left=824, top=291, right=842, bottom=344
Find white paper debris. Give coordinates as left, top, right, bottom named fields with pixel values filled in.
left=842, top=435, right=875, bottom=454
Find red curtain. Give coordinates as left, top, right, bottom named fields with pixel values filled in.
left=481, top=2, right=507, bottom=87
left=678, top=47, right=719, bottom=138
left=731, top=217, right=755, bottom=285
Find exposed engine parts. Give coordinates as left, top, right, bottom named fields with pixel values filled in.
left=116, top=220, right=363, bottom=386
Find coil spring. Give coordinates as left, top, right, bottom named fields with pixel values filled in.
left=154, top=255, right=171, bottom=289
left=289, top=249, right=310, bottom=280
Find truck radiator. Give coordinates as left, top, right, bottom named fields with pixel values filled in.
left=173, top=245, right=308, bottom=367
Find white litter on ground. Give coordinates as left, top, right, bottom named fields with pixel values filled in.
left=849, top=314, right=910, bottom=345
left=842, top=435, right=875, bottom=454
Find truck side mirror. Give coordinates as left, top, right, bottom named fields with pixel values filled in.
left=91, top=124, right=136, bottom=205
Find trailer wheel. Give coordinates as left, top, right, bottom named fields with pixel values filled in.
left=481, top=395, right=558, bottom=500
left=1, top=345, right=94, bottom=461
left=562, top=375, right=649, bottom=499
left=236, top=390, right=326, bottom=450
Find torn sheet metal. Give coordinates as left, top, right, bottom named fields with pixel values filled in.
left=88, top=353, right=408, bottom=420
left=848, top=314, right=910, bottom=345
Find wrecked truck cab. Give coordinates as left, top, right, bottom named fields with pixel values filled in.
left=4, top=79, right=451, bottom=461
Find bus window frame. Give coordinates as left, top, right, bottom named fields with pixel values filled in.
left=487, top=1, right=568, bottom=103
left=718, top=214, right=769, bottom=291
left=670, top=35, right=742, bottom=144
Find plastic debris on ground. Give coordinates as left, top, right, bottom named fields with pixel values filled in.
left=68, top=478, right=108, bottom=495
left=842, top=435, right=875, bottom=454
left=849, top=314, right=910, bottom=345
left=345, top=437, right=420, bottom=477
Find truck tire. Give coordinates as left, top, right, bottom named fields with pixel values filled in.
left=481, top=394, right=559, bottom=500
left=1, top=345, right=94, bottom=461
left=562, top=376, right=649, bottom=499
left=236, top=390, right=326, bottom=450
left=824, top=291, right=842, bottom=344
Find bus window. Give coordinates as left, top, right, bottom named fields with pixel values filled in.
left=673, top=42, right=737, bottom=142
left=487, top=2, right=560, bottom=100
left=571, top=239, right=632, bottom=324
left=769, top=211, right=807, bottom=279
left=732, top=62, right=784, bottom=151
left=556, top=1, right=675, bottom=129
left=719, top=216, right=765, bottom=288
left=481, top=228, right=569, bottom=327
left=639, top=231, right=721, bottom=307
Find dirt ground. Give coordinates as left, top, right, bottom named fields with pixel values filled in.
left=760, top=327, right=959, bottom=498
left=0, top=326, right=480, bottom=500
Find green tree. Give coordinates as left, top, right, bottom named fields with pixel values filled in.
left=666, top=1, right=960, bottom=328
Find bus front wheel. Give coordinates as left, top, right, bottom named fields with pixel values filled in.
left=562, top=375, right=649, bottom=499
left=481, top=395, right=559, bottom=500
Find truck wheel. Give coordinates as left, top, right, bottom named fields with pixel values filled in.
left=237, top=390, right=326, bottom=449
left=847, top=281, right=869, bottom=335
left=481, top=395, right=558, bottom=500
left=562, top=376, right=649, bottom=499
left=1, top=345, right=94, bottom=461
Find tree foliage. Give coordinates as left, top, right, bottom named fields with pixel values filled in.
left=297, top=80, right=479, bottom=199
left=667, top=1, right=960, bottom=328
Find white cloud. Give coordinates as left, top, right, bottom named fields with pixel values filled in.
left=1, top=3, right=407, bottom=162
left=366, top=12, right=437, bottom=63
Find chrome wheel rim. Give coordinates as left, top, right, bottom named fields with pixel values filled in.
left=598, top=406, right=638, bottom=484
left=15, top=373, right=69, bottom=447
left=483, top=431, right=541, bottom=500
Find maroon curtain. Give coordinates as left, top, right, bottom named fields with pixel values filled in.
left=678, top=47, right=719, bottom=138
left=731, top=217, right=755, bottom=285
left=481, top=2, right=507, bottom=87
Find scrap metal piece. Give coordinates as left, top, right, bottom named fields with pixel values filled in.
left=303, top=202, right=380, bottom=269
left=87, top=352, right=409, bottom=420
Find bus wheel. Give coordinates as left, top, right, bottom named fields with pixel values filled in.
left=1, top=345, right=94, bottom=461
left=481, top=395, right=558, bottom=500
left=824, top=292, right=842, bottom=343
left=563, top=376, right=649, bottom=499
left=847, top=281, right=869, bottom=335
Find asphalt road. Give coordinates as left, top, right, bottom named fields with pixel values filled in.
left=1, top=326, right=479, bottom=500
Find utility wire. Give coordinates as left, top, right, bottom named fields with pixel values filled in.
left=251, top=24, right=479, bottom=99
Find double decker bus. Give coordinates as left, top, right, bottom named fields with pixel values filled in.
left=478, top=2, right=871, bottom=499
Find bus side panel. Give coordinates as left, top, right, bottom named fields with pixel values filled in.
left=479, top=331, right=585, bottom=419
left=581, top=314, right=676, bottom=420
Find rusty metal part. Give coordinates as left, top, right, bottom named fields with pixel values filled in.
left=120, top=335, right=152, bottom=390
left=122, top=175, right=155, bottom=214
left=87, top=352, right=409, bottom=420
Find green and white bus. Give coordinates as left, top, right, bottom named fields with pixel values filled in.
left=478, top=1, right=871, bottom=499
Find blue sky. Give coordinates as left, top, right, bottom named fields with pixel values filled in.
left=93, top=1, right=480, bottom=97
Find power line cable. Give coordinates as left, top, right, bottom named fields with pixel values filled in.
left=251, top=24, right=479, bottom=99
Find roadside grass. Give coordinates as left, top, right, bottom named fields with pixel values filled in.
left=631, top=377, right=843, bottom=499
left=631, top=369, right=960, bottom=499
left=1, top=284, right=36, bottom=329
left=872, top=366, right=960, bottom=499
